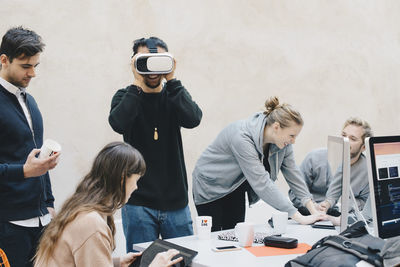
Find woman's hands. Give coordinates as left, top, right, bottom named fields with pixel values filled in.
left=316, top=200, right=331, bottom=213
left=149, top=249, right=183, bottom=267
left=120, top=252, right=142, bottom=267
left=291, top=211, right=327, bottom=225
left=120, top=249, right=182, bottom=267
left=305, top=200, right=320, bottom=215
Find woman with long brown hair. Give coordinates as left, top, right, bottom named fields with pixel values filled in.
left=34, top=142, right=182, bottom=267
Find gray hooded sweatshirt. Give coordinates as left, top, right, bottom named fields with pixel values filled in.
left=289, top=148, right=332, bottom=208
left=192, top=112, right=312, bottom=217
left=325, top=153, right=370, bottom=210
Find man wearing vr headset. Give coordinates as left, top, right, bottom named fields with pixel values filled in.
left=108, top=37, right=202, bottom=251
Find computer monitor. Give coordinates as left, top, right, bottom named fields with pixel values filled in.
left=327, top=136, right=351, bottom=232
left=365, top=135, right=400, bottom=239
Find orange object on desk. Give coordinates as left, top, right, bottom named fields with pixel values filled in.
left=246, top=243, right=311, bottom=257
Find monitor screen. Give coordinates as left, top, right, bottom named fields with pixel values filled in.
left=327, top=136, right=351, bottom=232
left=366, top=136, right=400, bottom=239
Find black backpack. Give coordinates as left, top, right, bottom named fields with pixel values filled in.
left=285, top=221, right=385, bottom=267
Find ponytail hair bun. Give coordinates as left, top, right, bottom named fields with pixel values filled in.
left=263, top=96, right=303, bottom=128
left=264, top=96, right=281, bottom=116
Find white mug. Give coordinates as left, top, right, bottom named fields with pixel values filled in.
left=272, top=211, right=288, bottom=235
left=235, top=222, right=254, bottom=247
left=39, top=139, right=61, bottom=159
left=196, top=216, right=212, bottom=239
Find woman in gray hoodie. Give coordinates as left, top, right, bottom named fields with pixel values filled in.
left=192, top=97, right=323, bottom=231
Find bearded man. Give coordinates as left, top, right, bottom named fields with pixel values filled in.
left=108, top=37, right=202, bottom=251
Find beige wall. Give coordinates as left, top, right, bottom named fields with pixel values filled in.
left=2, top=1, right=400, bottom=220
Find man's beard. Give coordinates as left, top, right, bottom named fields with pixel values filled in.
left=144, top=75, right=162, bottom=89
left=6, top=73, right=28, bottom=88
left=145, top=80, right=161, bottom=89
left=350, top=146, right=363, bottom=160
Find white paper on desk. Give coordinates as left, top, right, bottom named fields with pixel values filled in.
left=356, top=260, right=374, bottom=267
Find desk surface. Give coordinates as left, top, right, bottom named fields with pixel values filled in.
left=133, top=221, right=337, bottom=267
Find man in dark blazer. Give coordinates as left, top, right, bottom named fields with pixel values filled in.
left=0, top=26, right=60, bottom=267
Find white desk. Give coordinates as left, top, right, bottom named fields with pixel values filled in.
left=133, top=221, right=337, bottom=267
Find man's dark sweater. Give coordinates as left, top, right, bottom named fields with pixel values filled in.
left=0, top=85, right=54, bottom=222
left=109, top=79, right=202, bottom=210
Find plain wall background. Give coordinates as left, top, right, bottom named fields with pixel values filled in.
left=1, top=1, right=400, bottom=226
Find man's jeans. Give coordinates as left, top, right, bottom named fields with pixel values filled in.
left=121, top=204, right=193, bottom=252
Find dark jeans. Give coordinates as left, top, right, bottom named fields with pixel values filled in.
left=298, top=206, right=341, bottom=217
left=122, top=205, right=193, bottom=252
left=196, top=180, right=250, bottom=232
left=0, top=221, right=45, bottom=267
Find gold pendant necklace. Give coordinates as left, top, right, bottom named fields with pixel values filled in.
left=154, top=127, right=158, bottom=140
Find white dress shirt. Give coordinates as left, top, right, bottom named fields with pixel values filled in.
left=0, top=77, right=52, bottom=227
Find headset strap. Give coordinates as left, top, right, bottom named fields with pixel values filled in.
left=146, top=38, right=158, bottom=53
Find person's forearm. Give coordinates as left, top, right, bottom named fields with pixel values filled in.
left=291, top=211, right=303, bottom=223
left=45, top=174, right=55, bottom=207
left=305, top=199, right=318, bottom=214
left=292, top=211, right=326, bottom=225
left=281, top=149, right=313, bottom=206
left=109, top=88, right=141, bottom=133
left=166, top=80, right=202, bottom=128
left=0, top=163, right=25, bottom=182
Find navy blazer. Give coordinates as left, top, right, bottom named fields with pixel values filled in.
left=0, top=85, right=54, bottom=221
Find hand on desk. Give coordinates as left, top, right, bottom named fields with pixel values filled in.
left=291, top=211, right=327, bottom=225
left=326, top=215, right=341, bottom=226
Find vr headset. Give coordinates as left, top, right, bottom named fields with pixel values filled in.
left=134, top=38, right=174, bottom=74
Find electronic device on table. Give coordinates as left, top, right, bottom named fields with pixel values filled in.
left=130, top=239, right=197, bottom=267
left=212, top=245, right=241, bottom=252
left=365, top=135, right=400, bottom=239
left=311, top=220, right=336, bottom=230
left=327, top=135, right=351, bottom=232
